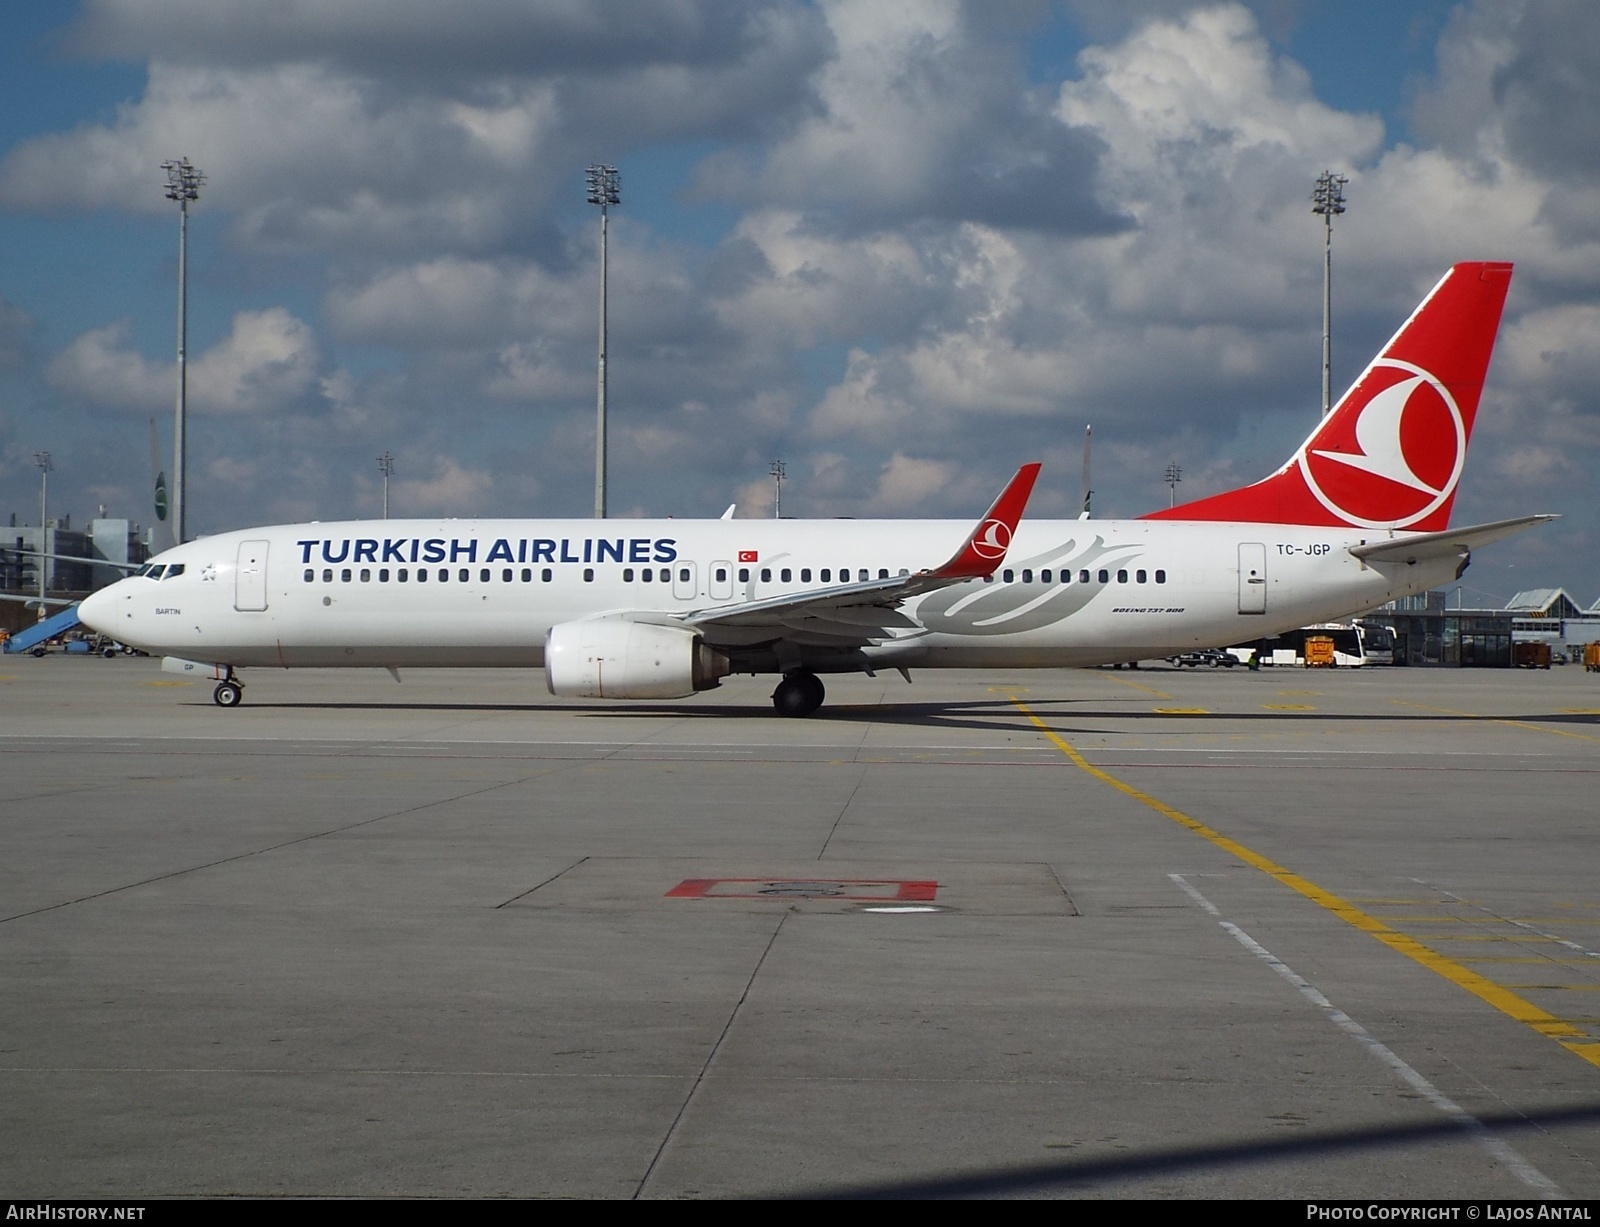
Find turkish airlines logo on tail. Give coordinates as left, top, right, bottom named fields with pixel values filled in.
left=1300, top=359, right=1466, bottom=528
left=970, top=518, right=1012, bottom=560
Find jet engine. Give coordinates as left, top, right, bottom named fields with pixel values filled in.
left=544, top=619, right=730, bottom=699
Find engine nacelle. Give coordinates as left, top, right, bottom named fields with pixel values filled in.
left=544, top=619, right=730, bottom=699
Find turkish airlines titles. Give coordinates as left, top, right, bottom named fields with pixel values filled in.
left=296, top=535, right=682, bottom=567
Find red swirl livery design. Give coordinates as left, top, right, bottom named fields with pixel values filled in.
left=79, top=262, right=1553, bottom=716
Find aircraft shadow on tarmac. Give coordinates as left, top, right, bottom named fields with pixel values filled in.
left=220, top=695, right=1600, bottom=738
left=795, top=1101, right=1600, bottom=1199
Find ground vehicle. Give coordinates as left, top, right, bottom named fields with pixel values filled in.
left=1513, top=642, right=1552, bottom=669
left=1170, top=649, right=1237, bottom=668
left=1303, top=636, right=1337, bottom=667
left=1229, top=624, right=1372, bottom=668
left=1586, top=643, right=1600, bottom=673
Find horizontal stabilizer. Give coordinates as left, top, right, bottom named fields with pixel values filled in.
left=1348, top=515, right=1558, bottom=566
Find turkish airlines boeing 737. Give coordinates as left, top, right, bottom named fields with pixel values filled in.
left=79, top=261, right=1550, bottom=714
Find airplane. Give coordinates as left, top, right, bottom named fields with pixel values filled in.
left=78, top=261, right=1552, bottom=715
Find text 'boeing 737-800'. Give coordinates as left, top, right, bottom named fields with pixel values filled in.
left=80, top=262, right=1553, bottom=715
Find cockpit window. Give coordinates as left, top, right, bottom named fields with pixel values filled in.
left=163, top=564, right=186, bottom=579
left=145, top=565, right=166, bottom=580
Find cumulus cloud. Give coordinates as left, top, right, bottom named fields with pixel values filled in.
left=391, top=455, right=494, bottom=515
left=48, top=308, right=322, bottom=415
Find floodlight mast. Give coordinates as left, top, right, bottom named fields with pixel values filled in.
left=587, top=165, right=620, bottom=519
left=769, top=459, right=785, bottom=519
left=377, top=451, right=395, bottom=519
left=1312, top=170, right=1347, bottom=418
left=33, top=451, right=51, bottom=615
left=162, top=157, right=204, bottom=542
left=1164, top=461, right=1182, bottom=509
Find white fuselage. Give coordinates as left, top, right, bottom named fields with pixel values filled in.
left=79, top=516, right=1452, bottom=674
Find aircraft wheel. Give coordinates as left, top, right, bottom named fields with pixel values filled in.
left=772, top=671, right=825, bottom=717
left=213, top=681, right=244, bottom=708
left=30, top=646, right=46, bottom=658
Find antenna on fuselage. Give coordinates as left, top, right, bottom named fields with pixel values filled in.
left=1078, top=424, right=1092, bottom=520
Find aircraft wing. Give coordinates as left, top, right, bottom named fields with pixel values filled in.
left=679, top=463, right=1041, bottom=644
left=1348, top=514, right=1558, bottom=566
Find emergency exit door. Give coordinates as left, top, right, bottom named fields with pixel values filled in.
left=1238, top=543, right=1266, bottom=614
left=235, top=540, right=269, bottom=611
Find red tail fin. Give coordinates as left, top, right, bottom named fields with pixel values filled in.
left=1145, top=262, right=1513, bottom=531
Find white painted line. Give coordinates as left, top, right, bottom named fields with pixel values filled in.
left=1413, top=880, right=1600, bottom=961
left=1169, top=873, right=1564, bottom=1198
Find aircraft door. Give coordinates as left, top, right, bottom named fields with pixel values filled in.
left=709, top=560, right=734, bottom=601
left=673, top=561, right=698, bottom=601
left=235, top=540, right=270, bottom=611
left=1238, top=543, right=1266, bottom=615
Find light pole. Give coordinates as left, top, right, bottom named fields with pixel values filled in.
left=769, top=460, right=785, bottom=519
left=33, top=451, right=51, bottom=615
left=587, top=164, right=620, bottom=519
left=163, top=157, right=204, bottom=541
left=1165, top=461, right=1182, bottom=509
left=377, top=451, right=395, bottom=519
left=1312, top=170, right=1347, bottom=418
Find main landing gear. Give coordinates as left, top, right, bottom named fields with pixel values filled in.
left=772, top=670, right=825, bottom=717
left=212, top=672, right=244, bottom=708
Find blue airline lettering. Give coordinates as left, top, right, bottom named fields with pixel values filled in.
left=583, top=539, right=593, bottom=563
left=531, top=539, right=555, bottom=563
left=321, top=540, right=350, bottom=564
left=517, top=539, right=528, bottom=563
left=382, top=539, right=406, bottom=563
left=297, top=540, right=318, bottom=564
left=596, top=538, right=624, bottom=564
left=422, top=539, right=447, bottom=563
left=561, top=539, right=580, bottom=563
left=486, top=538, right=514, bottom=563
left=629, top=538, right=651, bottom=563
left=654, top=538, right=678, bottom=563
left=450, top=539, right=477, bottom=563
left=354, top=539, right=378, bottom=563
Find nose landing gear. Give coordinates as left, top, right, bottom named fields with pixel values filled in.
left=212, top=674, right=244, bottom=707
left=772, top=670, right=825, bottom=717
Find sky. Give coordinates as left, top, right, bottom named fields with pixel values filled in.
left=1, top=0, right=1598, bottom=606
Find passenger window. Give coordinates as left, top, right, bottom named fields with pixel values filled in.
left=1117, top=569, right=1128, bottom=583
left=878, top=569, right=889, bottom=579
left=417, top=569, right=427, bottom=583
left=801, top=568, right=812, bottom=583
left=1041, top=569, right=1052, bottom=583
left=1155, top=570, right=1166, bottom=584
left=761, top=568, right=772, bottom=583
left=501, top=568, right=512, bottom=582
left=583, top=568, right=594, bottom=582
left=1021, top=569, right=1033, bottom=583
left=983, top=575, right=994, bottom=583
left=520, top=568, right=531, bottom=582
left=821, top=569, right=831, bottom=582
left=1136, top=570, right=1147, bottom=583
left=379, top=568, right=389, bottom=582
left=360, top=569, right=371, bottom=582
left=623, top=568, right=634, bottom=582
left=438, top=569, right=448, bottom=582
left=303, top=568, right=314, bottom=582
left=461, top=568, right=471, bottom=583
left=899, top=568, right=909, bottom=576
left=341, top=569, right=352, bottom=582
left=715, top=567, right=727, bottom=582
left=1079, top=570, right=1090, bottom=584
left=679, top=568, right=690, bottom=583
left=641, top=568, right=652, bottom=582
left=1097, top=569, right=1108, bottom=583
left=781, top=568, right=792, bottom=583
left=859, top=569, right=869, bottom=582
left=399, top=568, right=408, bottom=582
left=1003, top=569, right=1014, bottom=583
left=541, top=568, right=552, bottom=582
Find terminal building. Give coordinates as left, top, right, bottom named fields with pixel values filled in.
left=0, top=512, right=152, bottom=634
left=1362, top=588, right=1600, bottom=667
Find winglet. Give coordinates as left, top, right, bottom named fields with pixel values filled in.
left=925, top=462, right=1042, bottom=579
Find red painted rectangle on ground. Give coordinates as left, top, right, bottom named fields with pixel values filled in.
left=666, top=878, right=938, bottom=901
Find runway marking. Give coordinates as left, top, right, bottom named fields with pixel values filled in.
left=1408, top=881, right=1600, bottom=960
left=1277, top=690, right=1320, bottom=696
left=1152, top=707, right=1209, bottom=715
left=1393, top=699, right=1600, bottom=744
left=1262, top=704, right=1315, bottom=711
left=1101, top=675, right=1173, bottom=700
left=1169, top=874, right=1562, bottom=1197
left=1010, top=697, right=1600, bottom=1070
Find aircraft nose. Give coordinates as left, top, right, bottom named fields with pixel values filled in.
left=78, top=584, right=117, bottom=633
